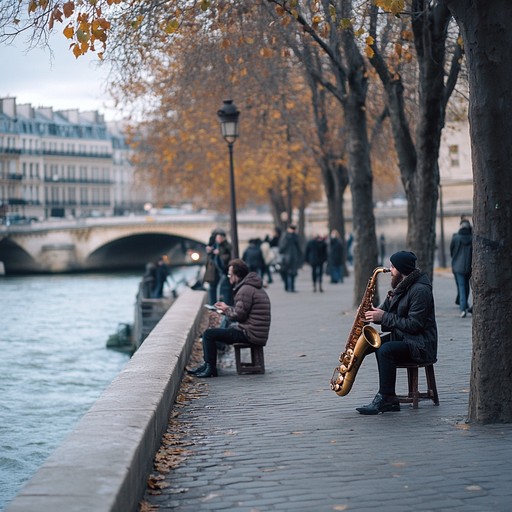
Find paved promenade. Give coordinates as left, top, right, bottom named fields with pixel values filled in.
left=141, top=268, right=512, bottom=512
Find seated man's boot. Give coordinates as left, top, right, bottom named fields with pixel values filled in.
left=356, top=393, right=400, bottom=415
left=195, top=363, right=218, bottom=378
left=186, top=362, right=207, bottom=375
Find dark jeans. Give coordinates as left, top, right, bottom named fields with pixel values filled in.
left=376, top=340, right=414, bottom=396
left=285, top=272, right=296, bottom=292
left=330, top=265, right=343, bottom=283
left=207, top=277, right=219, bottom=305
left=311, top=264, right=323, bottom=285
left=202, top=327, right=248, bottom=367
left=454, top=272, right=471, bottom=312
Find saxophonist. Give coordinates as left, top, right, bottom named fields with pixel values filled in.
left=356, top=251, right=438, bottom=415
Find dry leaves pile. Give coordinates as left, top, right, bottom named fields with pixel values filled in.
left=139, top=314, right=210, bottom=511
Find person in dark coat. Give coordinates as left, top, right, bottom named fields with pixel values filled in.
left=450, top=219, right=473, bottom=317
left=357, top=250, right=438, bottom=415
left=187, top=259, right=271, bottom=378
left=305, top=234, right=328, bottom=292
left=203, top=229, right=232, bottom=305
left=242, top=239, right=266, bottom=277
left=140, top=262, right=156, bottom=298
left=152, top=255, right=170, bottom=298
left=327, top=229, right=344, bottom=284
left=278, top=224, right=303, bottom=292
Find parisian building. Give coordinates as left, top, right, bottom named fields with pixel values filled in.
left=0, top=97, right=153, bottom=223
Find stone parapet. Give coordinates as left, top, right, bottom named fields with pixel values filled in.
left=6, top=288, right=206, bottom=512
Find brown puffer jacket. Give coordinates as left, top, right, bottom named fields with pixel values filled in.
left=226, top=272, right=271, bottom=346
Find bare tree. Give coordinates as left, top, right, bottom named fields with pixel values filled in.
left=444, top=0, right=512, bottom=424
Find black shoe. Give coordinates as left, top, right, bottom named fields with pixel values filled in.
left=195, top=363, right=218, bottom=378
left=356, top=393, right=400, bottom=415
left=186, top=363, right=207, bottom=375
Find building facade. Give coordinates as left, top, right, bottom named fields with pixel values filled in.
left=438, top=118, right=473, bottom=213
left=0, top=97, right=152, bottom=223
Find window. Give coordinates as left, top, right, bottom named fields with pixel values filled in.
left=449, top=145, right=460, bottom=167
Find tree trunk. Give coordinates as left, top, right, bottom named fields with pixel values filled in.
left=301, top=38, right=349, bottom=266
left=369, top=1, right=459, bottom=280
left=343, top=68, right=379, bottom=304
left=325, top=162, right=349, bottom=249
left=268, top=186, right=287, bottom=232
left=445, top=0, right=512, bottom=424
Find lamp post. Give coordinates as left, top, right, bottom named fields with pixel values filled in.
left=438, top=183, right=447, bottom=268
left=217, top=99, right=240, bottom=258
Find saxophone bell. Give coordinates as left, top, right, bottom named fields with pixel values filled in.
left=330, top=267, right=389, bottom=397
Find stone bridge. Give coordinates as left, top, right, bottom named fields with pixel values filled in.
left=0, top=213, right=275, bottom=274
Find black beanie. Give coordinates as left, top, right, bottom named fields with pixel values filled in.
left=390, top=251, right=417, bottom=275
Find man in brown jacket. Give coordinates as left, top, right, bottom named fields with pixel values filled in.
left=188, top=259, right=271, bottom=378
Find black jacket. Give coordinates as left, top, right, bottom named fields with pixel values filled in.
left=379, top=270, right=438, bottom=364
left=450, top=226, right=472, bottom=275
left=305, top=238, right=328, bottom=267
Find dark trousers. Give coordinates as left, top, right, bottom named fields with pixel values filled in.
left=202, top=327, right=248, bottom=367
left=454, top=272, right=471, bottom=312
left=376, top=340, right=414, bottom=396
left=286, top=272, right=296, bottom=292
left=311, top=264, right=323, bottom=285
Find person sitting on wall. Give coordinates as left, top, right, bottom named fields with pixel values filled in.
left=187, top=258, right=271, bottom=378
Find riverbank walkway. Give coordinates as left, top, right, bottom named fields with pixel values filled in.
left=138, top=267, right=512, bottom=512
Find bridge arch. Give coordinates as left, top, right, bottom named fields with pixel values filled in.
left=85, top=233, right=206, bottom=271
left=0, top=214, right=276, bottom=274
left=0, top=237, right=37, bottom=274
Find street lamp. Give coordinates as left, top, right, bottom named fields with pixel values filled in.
left=438, top=183, right=446, bottom=268
left=217, top=99, right=240, bottom=258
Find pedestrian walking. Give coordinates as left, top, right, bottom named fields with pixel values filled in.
left=203, top=229, right=232, bottom=305
left=152, top=255, right=171, bottom=298
left=327, top=229, right=344, bottom=284
left=242, top=239, right=265, bottom=277
left=260, top=236, right=274, bottom=285
left=278, top=224, right=303, bottom=292
left=450, top=219, right=473, bottom=317
left=379, top=234, right=386, bottom=266
left=305, top=234, right=328, bottom=292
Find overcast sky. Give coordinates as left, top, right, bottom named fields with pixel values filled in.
left=0, top=32, right=120, bottom=121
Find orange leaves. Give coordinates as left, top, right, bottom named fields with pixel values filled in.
left=63, top=24, right=74, bottom=39
left=25, top=0, right=112, bottom=58
left=365, top=45, right=375, bottom=59
left=62, top=1, right=75, bottom=18
left=27, top=1, right=38, bottom=14
left=275, top=5, right=285, bottom=17
left=164, top=19, right=180, bottom=34
left=375, top=0, right=405, bottom=17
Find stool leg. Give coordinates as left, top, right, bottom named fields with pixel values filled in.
left=407, top=368, right=419, bottom=409
left=234, top=346, right=242, bottom=375
left=425, top=365, right=440, bottom=406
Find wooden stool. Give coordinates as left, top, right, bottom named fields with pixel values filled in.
left=396, top=363, right=439, bottom=409
left=233, top=343, right=265, bottom=375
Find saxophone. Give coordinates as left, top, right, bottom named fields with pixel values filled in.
left=330, top=266, right=390, bottom=396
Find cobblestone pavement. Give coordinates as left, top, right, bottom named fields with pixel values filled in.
left=140, top=268, right=512, bottom=511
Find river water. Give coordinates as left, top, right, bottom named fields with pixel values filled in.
left=0, top=268, right=198, bottom=510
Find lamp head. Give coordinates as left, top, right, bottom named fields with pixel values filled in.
left=217, top=99, right=240, bottom=144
